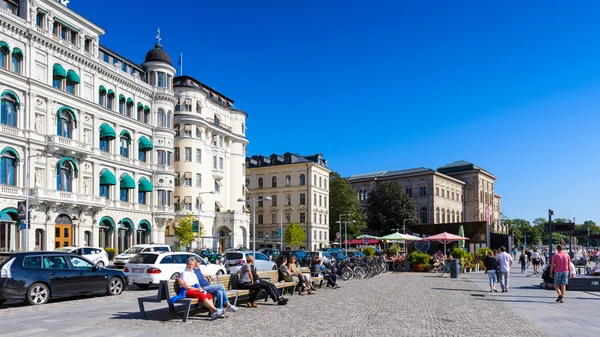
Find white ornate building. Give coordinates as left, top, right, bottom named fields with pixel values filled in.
left=0, top=0, right=178, bottom=252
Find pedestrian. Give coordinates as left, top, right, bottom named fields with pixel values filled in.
left=544, top=248, right=550, bottom=266
left=550, top=245, right=573, bottom=303
left=519, top=250, right=528, bottom=273
left=531, top=248, right=541, bottom=274
left=512, top=246, right=518, bottom=259
left=484, top=250, right=499, bottom=292
left=526, top=249, right=532, bottom=269
left=496, top=246, right=513, bottom=292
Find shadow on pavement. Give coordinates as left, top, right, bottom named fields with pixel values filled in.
left=431, top=287, right=488, bottom=293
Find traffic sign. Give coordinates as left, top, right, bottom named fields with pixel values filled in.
left=20, top=223, right=26, bottom=230
left=336, top=232, right=341, bottom=239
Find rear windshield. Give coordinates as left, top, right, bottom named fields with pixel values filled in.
left=54, top=248, right=73, bottom=253
left=128, top=254, right=158, bottom=264
left=225, top=253, right=243, bottom=260
left=0, top=255, right=14, bottom=267
left=123, top=247, right=145, bottom=254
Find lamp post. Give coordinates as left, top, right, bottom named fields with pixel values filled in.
left=280, top=206, right=293, bottom=250
left=24, top=152, right=53, bottom=251
left=238, top=196, right=271, bottom=255
left=337, top=214, right=350, bottom=248
left=265, top=232, right=269, bottom=247
left=548, top=209, right=554, bottom=260
left=196, top=191, right=215, bottom=250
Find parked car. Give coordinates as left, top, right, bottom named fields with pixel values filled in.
left=195, top=248, right=222, bottom=263
left=327, top=247, right=346, bottom=260
left=113, top=244, right=171, bottom=269
left=305, top=251, right=332, bottom=264
left=258, top=248, right=280, bottom=259
left=124, top=252, right=225, bottom=289
left=0, top=251, right=127, bottom=305
left=223, top=250, right=276, bottom=274
left=54, top=246, right=109, bottom=267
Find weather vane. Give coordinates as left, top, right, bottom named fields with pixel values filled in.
left=156, top=28, right=161, bottom=47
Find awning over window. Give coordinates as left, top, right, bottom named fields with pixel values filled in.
left=118, top=94, right=125, bottom=102
left=138, top=136, right=153, bottom=151
left=0, top=41, right=9, bottom=51
left=173, top=196, right=180, bottom=203
left=184, top=172, right=191, bottom=179
left=184, top=196, right=192, bottom=203
left=215, top=201, right=224, bottom=209
left=12, top=48, right=23, bottom=57
left=138, top=219, right=151, bottom=231
left=107, top=89, right=115, bottom=97
left=99, top=85, right=106, bottom=94
left=137, top=102, right=144, bottom=110
left=120, top=219, right=133, bottom=231
left=53, top=63, right=66, bottom=78
left=57, top=106, right=77, bottom=127
left=126, top=98, right=134, bottom=106
left=144, top=105, right=150, bottom=113
left=184, top=98, right=192, bottom=105
left=56, top=157, right=79, bottom=177
left=99, top=216, right=115, bottom=231
left=66, top=69, right=80, bottom=83
left=119, top=173, right=135, bottom=189
left=99, top=123, right=116, bottom=139
left=138, top=177, right=153, bottom=192
left=119, top=129, right=132, bottom=141
left=0, top=147, right=19, bottom=164
left=99, top=169, right=116, bottom=185
left=1, top=89, right=20, bottom=108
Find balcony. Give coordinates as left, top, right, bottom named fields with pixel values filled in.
left=47, top=136, right=92, bottom=157
left=29, top=188, right=106, bottom=207
left=0, top=186, right=23, bottom=196
left=135, top=204, right=151, bottom=212
left=1, top=125, right=23, bottom=138
left=155, top=205, right=175, bottom=214
left=206, top=117, right=232, bottom=132
left=212, top=169, right=225, bottom=181
left=156, top=164, right=174, bottom=173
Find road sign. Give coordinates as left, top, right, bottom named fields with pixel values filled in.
left=20, top=223, right=26, bottom=230
left=552, top=223, right=575, bottom=232
left=336, top=232, right=341, bottom=239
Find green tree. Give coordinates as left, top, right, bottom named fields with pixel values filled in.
left=175, top=214, right=198, bottom=249
left=284, top=222, right=306, bottom=249
left=366, top=182, right=418, bottom=235
left=329, top=172, right=367, bottom=242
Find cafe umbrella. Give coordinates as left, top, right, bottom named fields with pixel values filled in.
left=379, top=232, right=422, bottom=259
left=422, top=232, right=469, bottom=256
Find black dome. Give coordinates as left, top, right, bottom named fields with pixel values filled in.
left=144, top=44, right=172, bottom=65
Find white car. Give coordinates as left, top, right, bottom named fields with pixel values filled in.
left=124, top=252, right=226, bottom=289
left=224, top=250, right=277, bottom=274
left=113, top=244, right=171, bottom=269
left=54, top=246, right=110, bottom=268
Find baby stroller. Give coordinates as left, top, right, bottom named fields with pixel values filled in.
left=540, top=264, right=554, bottom=289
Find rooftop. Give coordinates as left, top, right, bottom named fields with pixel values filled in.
left=246, top=152, right=328, bottom=169
left=347, top=167, right=434, bottom=180
left=437, top=160, right=495, bottom=177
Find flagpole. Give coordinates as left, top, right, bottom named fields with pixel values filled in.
left=179, top=52, right=183, bottom=76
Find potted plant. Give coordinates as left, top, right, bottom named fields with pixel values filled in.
left=105, top=248, right=116, bottom=260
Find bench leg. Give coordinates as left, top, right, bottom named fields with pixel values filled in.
left=234, top=292, right=239, bottom=306
left=138, top=299, right=147, bottom=319
left=182, top=302, right=191, bottom=323
left=168, top=301, right=176, bottom=314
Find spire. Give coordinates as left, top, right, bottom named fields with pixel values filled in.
left=155, top=28, right=162, bottom=48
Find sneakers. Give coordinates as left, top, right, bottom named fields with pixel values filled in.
left=226, top=305, right=239, bottom=312
left=248, top=301, right=258, bottom=308
left=211, top=309, right=224, bottom=320
left=277, top=298, right=288, bottom=305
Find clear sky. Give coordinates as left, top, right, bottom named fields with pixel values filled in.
left=69, top=0, right=600, bottom=224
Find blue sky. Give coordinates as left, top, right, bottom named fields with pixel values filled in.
left=70, top=1, right=600, bottom=224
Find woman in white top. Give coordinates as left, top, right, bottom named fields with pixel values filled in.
left=177, top=257, right=223, bottom=320
left=531, top=248, right=541, bottom=274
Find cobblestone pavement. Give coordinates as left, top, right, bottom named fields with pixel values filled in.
left=0, top=272, right=551, bottom=337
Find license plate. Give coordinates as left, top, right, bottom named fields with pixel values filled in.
left=133, top=268, right=144, bottom=273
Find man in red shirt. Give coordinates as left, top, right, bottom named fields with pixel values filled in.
left=550, top=245, right=573, bottom=303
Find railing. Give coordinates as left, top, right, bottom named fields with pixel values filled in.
left=136, top=204, right=150, bottom=211
left=155, top=205, right=175, bottom=213
left=29, top=188, right=106, bottom=207
left=48, top=135, right=92, bottom=153
left=0, top=9, right=26, bottom=26
left=1, top=125, right=21, bottom=137
left=0, top=186, right=22, bottom=196
left=156, top=164, right=174, bottom=173
left=212, top=169, right=225, bottom=180
left=206, top=117, right=232, bottom=131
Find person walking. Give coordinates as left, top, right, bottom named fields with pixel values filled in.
left=550, top=245, right=573, bottom=303
left=519, top=250, right=528, bottom=273
left=484, top=250, right=499, bottom=292
left=531, top=248, right=541, bottom=274
left=526, top=249, right=532, bottom=269
left=544, top=248, right=550, bottom=266
left=496, top=246, right=513, bottom=292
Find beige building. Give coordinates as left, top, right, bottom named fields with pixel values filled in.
left=165, top=75, right=249, bottom=252
left=348, top=161, right=506, bottom=234
left=246, top=153, right=331, bottom=250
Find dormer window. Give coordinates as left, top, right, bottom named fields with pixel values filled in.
left=1, top=0, right=18, bottom=15
left=157, top=72, right=164, bottom=87
left=84, top=38, right=92, bottom=52
left=35, top=10, right=45, bottom=28
left=196, top=102, right=202, bottom=113
left=53, top=19, right=80, bottom=46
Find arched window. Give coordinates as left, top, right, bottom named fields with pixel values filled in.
left=167, top=111, right=172, bottom=128
left=65, top=69, right=79, bottom=94
left=157, top=109, right=165, bottom=127
left=0, top=42, right=9, bottom=68
left=138, top=136, right=153, bottom=163
left=1, top=91, right=19, bottom=127
left=118, top=95, right=126, bottom=115
left=106, top=90, right=114, bottom=110
left=52, top=64, right=65, bottom=90
left=447, top=211, right=450, bottom=223
left=441, top=209, right=446, bottom=224
left=56, top=108, right=75, bottom=139
left=271, top=176, right=277, bottom=188
left=143, top=106, right=150, bottom=124
left=56, top=159, right=76, bottom=192
left=0, top=148, right=18, bottom=186
left=119, top=130, right=131, bottom=157
left=11, top=48, right=22, bottom=74
left=98, top=86, right=106, bottom=106
left=119, top=174, right=134, bottom=202
left=299, top=174, right=305, bottom=186
left=125, top=98, right=133, bottom=117
left=457, top=212, right=461, bottom=222
left=364, top=190, right=368, bottom=200
left=99, top=123, right=116, bottom=153
left=258, top=177, right=263, bottom=188
left=319, top=176, right=322, bottom=188
left=313, top=174, right=316, bottom=185
left=420, top=207, right=428, bottom=224
left=436, top=207, right=440, bottom=223
left=196, top=102, right=202, bottom=113
left=451, top=210, right=455, bottom=223
left=285, top=175, right=291, bottom=187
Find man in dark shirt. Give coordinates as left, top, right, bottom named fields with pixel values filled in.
left=238, top=255, right=288, bottom=308
left=194, top=260, right=238, bottom=313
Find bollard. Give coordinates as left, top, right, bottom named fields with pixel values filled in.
left=449, top=258, right=460, bottom=278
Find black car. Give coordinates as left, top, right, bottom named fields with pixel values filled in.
left=0, top=251, right=128, bottom=305
left=195, top=249, right=222, bottom=263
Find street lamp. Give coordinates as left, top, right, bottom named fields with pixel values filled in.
left=238, top=196, right=272, bottom=255
left=336, top=215, right=355, bottom=258
left=280, top=207, right=293, bottom=250
left=265, top=232, right=269, bottom=247
left=196, top=191, right=215, bottom=250
left=336, top=214, right=350, bottom=248
left=24, top=151, right=53, bottom=251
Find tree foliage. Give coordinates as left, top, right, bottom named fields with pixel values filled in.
left=175, top=214, right=198, bottom=249
left=329, top=172, right=367, bottom=241
left=366, top=182, right=418, bottom=235
left=284, top=222, right=306, bottom=249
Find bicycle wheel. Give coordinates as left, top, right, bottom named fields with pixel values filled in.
left=381, top=262, right=388, bottom=273
left=354, top=266, right=366, bottom=279
left=340, top=266, right=352, bottom=281
left=436, top=265, right=445, bottom=277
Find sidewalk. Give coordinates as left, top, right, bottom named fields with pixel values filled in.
left=462, top=260, right=600, bottom=337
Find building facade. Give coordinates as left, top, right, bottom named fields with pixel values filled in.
left=164, top=75, right=249, bottom=252
left=348, top=161, right=506, bottom=234
left=246, top=153, right=331, bottom=250
left=0, top=0, right=179, bottom=252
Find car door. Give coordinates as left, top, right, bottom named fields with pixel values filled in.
left=81, top=248, right=102, bottom=265
left=42, top=255, right=77, bottom=296
left=66, top=255, right=106, bottom=293
left=254, top=252, right=270, bottom=271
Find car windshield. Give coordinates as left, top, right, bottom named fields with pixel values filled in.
left=54, top=247, right=73, bottom=253
left=128, top=254, right=158, bottom=264
left=225, top=253, right=244, bottom=260
left=122, top=247, right=145, bottom=254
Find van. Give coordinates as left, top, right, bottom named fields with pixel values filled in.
left=113, top=244, right=170, bottom=269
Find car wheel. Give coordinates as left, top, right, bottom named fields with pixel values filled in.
left=27, top=283, right=50, bottom=305
left=272, top=265, right=277, bottom=270
left=216, top=270, right=224, bottom=275
left=96, top=261, right=105, bottom=268
left=170, top=273, right=180, bottom=280
left=107, top=277, right=124, bottom=296
left=136, top=284, right=150, bottom=289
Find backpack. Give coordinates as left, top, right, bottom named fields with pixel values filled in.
left=519, top=254, right=526, bottom=263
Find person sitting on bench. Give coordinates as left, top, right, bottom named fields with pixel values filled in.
left=588, top=263, right=600, bottom=276
left=177, top=257, right=224, bottom=320
left=238, top=255, right=288, bottom=308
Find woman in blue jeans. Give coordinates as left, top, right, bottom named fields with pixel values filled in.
left=483, top=250, right=498, bottom=292
left=519, top=250, right=528, bottom=273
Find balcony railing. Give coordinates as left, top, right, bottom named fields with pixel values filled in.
left=1, top=125, right=22, bottom=137
left=0, top=186, right=23, bottom=196
left=29, top=188, right=106, bottom=207
left=47, top=135, right=92, bottom=156
left=206, top=117, right=232, bottom=132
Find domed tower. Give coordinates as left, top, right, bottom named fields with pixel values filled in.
left=142, top=29, right=177, bottom=244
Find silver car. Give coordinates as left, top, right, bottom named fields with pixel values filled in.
left=224, top=250, right=276, bottom=274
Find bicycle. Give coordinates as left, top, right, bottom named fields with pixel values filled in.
left=434, top=259, right=461, bottom=277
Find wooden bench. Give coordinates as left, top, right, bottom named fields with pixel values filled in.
left=138, top=278, right=239, bottom=322
left=300, top=267, right=324, bottom=288
left=217, top=271, right=296, bottom=302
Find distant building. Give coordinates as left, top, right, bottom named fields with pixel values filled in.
left=347, top=161, right=505, bottom=234
left=246, top=153, right=331, bottom=250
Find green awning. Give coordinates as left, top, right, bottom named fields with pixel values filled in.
left=144, top=105, right=150, bottom=113
left=99, top=123, right=116, bottom=139
left=107, top=89, right=115, bottom=97
left=119, top=129, right=132, bottom=142
left=0, top=41, right=9, bottom=51
left=56, top=157, right=78, bottom=177
left=57, top=106, right=77, bottom=126
left=120, top=219, right=133, bottom=231
left=37, top=8, right=48, bottom=14
left=99, top=169, right=116, bottom=185
left=12, top=48, right=23, bottom=57
left=99, top=85, right=106, bottom=94
left=118, top=94, right=125, bottom=102
left=138, top=136, right=153, bottom=151
left=138, top=177, right=153, bottom=192
left=126, top=98, right=134, bottom=106
left=0, top=147, right=19, bottom=164
left=66, top=70, right=80, bottom=83
left=120, top=174, right=135, bottom=189
left=53, top=63, right=66, bottom=78
left=137, top=102, right=144, bottom=110
left=1, top=89, right=20, bottom=108
left=54, top=18, right=79, bottom=32
left=99, top=216, right=115, bottom=232
left=138, top=219, right=151, bottom=231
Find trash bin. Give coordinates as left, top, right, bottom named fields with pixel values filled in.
left=449, top=258, right=460, bottom=278
left=403, top=260, right=410, bottom=272
left=569, top=252, right=575, bottom=259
